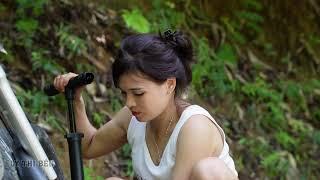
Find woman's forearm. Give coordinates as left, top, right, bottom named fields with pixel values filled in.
left=73, top=96, right=97, bottom=157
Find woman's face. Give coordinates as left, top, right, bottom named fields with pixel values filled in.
left=118, top=72, right=175, bottom=122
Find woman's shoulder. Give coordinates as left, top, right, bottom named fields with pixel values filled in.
left=174, top=102, right=218, bottom=140
left=113, top=106, right=133, bottom=131
left=175, top=102, right=224, bottom=144
left=176, top=113, right=224, bottom=156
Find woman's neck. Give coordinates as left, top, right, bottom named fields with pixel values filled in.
left=149, top=99, right=180, bottom=139
left=149, top=98, right=190, bottom=139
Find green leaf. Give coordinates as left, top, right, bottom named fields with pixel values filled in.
left=275, top=131, right=297, bottom=150
left=31, top=50, right=65, bottom=74
left=236, top=11, right=264, bottom=23
left=56, top=24, right=87, bottom=57
left=261, top=151, right=290, bottom=177
left=216, top=43, right=237, bottom=64
left=243, top=0, right=263, bottom=11
left=122, top=9, right=150, bottom=33
left=15, top=18, right=38, bottom=34
left=93, top=112, right=104, bottom=127
left=83, top=167, right=104, bottom=180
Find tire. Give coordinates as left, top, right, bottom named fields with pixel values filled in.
left=0, top=125, right=20, bottom=180
left=31, top=124, right=65, bottom=180
left=0, top=121, right=65, bottom=180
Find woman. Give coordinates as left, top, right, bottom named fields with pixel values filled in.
left=53, top=30, right=238, bottom=180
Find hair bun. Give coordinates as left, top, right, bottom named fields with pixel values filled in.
left=159, top=29, right=194, bottom=84
left=159, top=29, right=194, bottom=66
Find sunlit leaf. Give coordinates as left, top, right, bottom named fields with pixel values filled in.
left=122, top=9, right=150, bottom=33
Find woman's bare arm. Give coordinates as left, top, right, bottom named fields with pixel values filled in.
left=74, top=98, right=132, bottom=159
left=53, top=72, right=132, bottom=159
left=171, top=115, right=223, bottom=180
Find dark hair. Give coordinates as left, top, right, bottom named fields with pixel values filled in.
left=112, top=30, right=194, bottom=97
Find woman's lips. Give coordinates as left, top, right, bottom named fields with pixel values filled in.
left=132, top=111, right=141, bottom=116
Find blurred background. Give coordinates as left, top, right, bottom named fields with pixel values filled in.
left=0, top=0, right=319, bottom=179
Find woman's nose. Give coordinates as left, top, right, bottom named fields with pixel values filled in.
left=125, top=95, right=136, bottom=108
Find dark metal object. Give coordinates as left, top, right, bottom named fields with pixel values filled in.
left=44, top=72, right=94, bottom=180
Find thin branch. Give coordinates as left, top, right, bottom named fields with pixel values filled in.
left=308, top=0, right=320, bottom=17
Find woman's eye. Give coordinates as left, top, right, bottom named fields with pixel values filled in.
left=135, top=93, right=144, bottom=96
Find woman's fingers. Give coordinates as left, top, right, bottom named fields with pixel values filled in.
left=53, top=76, right=58, bottom=89
left=53, top=75, right=62, bottom=92
left=53, top=73, right=78, bottom=92
left=57, top=75, right=64, bottom=91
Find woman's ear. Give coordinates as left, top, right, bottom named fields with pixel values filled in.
left=166, top=77, right=176, bottom=94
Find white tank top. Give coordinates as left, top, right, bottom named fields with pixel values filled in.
left=127, top=105, right=238, bottom=180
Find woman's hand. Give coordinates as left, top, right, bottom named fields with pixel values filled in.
left=53, top=72, right=84, bottom=100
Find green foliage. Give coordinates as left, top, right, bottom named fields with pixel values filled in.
left=280, top=80, right=308, bottom=113
left=280, top=79, right=320, bottom=124
left=3, top=0, right=320, bottom=178
left=14, top=0, right=48, bottom=48
left=15, top=18, right=38, bottom=47
left=149, top=0, right=185, bottom=31
left=215, top=43, right=237, bottom=64
left=239, top=76, right=320, bottom=177
left=14, top=87, right=66, bottom=132
left=239, top=136, right=300, bottom=178
left=106, top=89, right=123, bottom=112
left=239, top=136, right=270, bottom=157
left=242, top=78, right=282, bottom=103
left=242, top=0, right=263, bottom=10
left=15, top=18, right=39, bottom=34
left=125, top=159, right=134, bottom=177
left=16, top=0, right=48, bottom=16
left=56, top=24, right=87, bottom=58
left=307, top=34, right=320, bottom=47
left=45, top=115, right=65, bottom=133
left=221, top=0, right=264, bottom=44
left=264, top=43, right=278, bottom=57
left=241, top=78, right=288, bottom=130
left=301, top=78, right=320, bottom=94
left=31, top=49, right=65, bottom=74
left=92, top=112, right=104, bottom=128
left=275, top=131, right=297, bottom=150
left=261, top=151, right=291, bottom=178
left=84, top=167, right=104, bottom=180
left=239, top=0, right=264, bottom=34
left=122, top=8, right=150, bottom=33
left=121, top=143, right=131, bottom=157
left=75, top=62, right=95, bottom=74
left=288, top=118, right=312, bottom=137
left=14, top=83, right=67, bottom=132
left=235, top=10, right=264, bottom=34
left=192, top=38, right=234, bottom=97
left=15, top=88, right=49, bottom=116
left=121, top=144, right=134, bottom=177
left=220, top=17, right=247, bottom=44
left=263, top=102, right=285, bottom=130
left=111, top=98, right=123, bottom=112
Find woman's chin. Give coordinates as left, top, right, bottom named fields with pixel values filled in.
left=135, top=116, right=148, bottom=122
